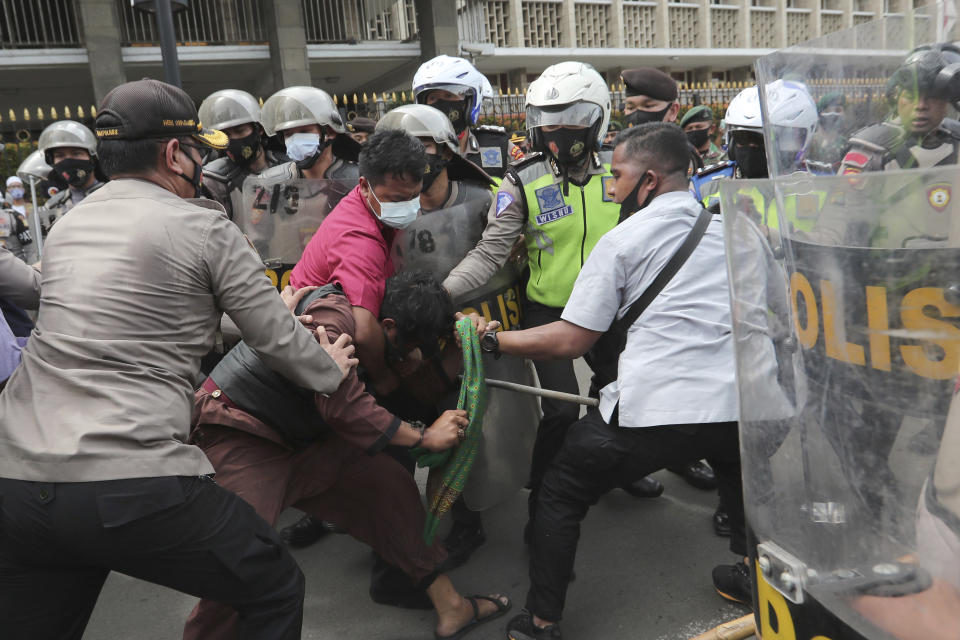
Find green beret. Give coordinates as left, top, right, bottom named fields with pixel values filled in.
left=680, top=105, right=714, bottom=127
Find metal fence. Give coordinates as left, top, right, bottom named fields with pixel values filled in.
left=117, top=0, right=267, bottom=46
left=302, top=0, right=418, bottom=43
left=0, top=0, right=82, bottom=49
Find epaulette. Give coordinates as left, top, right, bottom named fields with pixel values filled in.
left=475, top=124, right=506, bottom=134
left=202, top=156, right=243, bottom=184
left=847, top=122, right=905, bottom=154
left=503, top=151, right=546, bottom=185
left=694, top=160, right=736, bottom=179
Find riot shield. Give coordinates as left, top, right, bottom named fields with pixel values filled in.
left=393, top=197, right=541, bottom=511
left=237, top=175, right=354, bottom=288
left=724, top=162, right=960, bottom=639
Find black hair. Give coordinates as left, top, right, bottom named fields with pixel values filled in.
left=380, top=270, right=454, bottom=356
left=359, top=129, right=426, bottom=187
left=613, top=122, right=689, bottom=178
left=97, top=138, right=163, bottom=177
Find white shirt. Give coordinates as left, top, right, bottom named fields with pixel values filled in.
left=562, top=190, right=738, bottom=428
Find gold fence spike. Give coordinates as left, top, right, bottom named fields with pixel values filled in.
left=333, top=93, right=339, bottom=105
left=90, top=105, right=96, bottom=117
left=51, top=106, right=58, bottom=119
left=352, top=93, right=358, bottom=103
left=77, top=105, right=85, bottom=118
left=362, top=93, right=368, bottom=102
left=259, top=96, right=264, bottom=107
left=342, top=93, right=348, bottom=104
left=391, top=92, right=397, bottom=102
left=37, top=107, right=44, bottom=120
left=9, top=109, right=15, bottom=122
left=401, top=91, right=407, bottom=102
left=23, top=108, right=30, bottom=121
left=64, top=106, right=71, bottom=118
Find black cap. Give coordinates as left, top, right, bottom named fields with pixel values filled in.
left=348, top=117, right=377, bottom=134
left=95, top=78, right=228, bottom=149
left=621, top=68, right=678, bottom=101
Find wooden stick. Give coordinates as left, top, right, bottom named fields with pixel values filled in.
left=689, top=614, right=757, bottom=640
left=471, top=376, right=600, bottom=407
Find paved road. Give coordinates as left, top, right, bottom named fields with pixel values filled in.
left=85, top=359, right=752, bottom=639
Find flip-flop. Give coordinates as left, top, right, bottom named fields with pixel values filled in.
left=435, top=594, right=512, bottom=640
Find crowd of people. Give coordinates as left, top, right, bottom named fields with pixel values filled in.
left=0, top=41, right=958, bottom=640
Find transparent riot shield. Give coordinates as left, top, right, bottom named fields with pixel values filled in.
left=754, top=3, right=960, bottom=180
left=237, top=176, right=354, bottom=288
left=393, top=198, right=541, bottom=511
left=724, top=164, right=960, bottom=639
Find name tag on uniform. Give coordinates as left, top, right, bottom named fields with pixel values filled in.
left=480, top=147, right=503, bottom=168
left=534, top=183, right=574, bottom=225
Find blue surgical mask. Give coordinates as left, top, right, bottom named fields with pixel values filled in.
left=368, top=186, right=420, bottom=229
left=284, top=132, right=321, bottom=162
left=8, top=187, right=24, bottom=200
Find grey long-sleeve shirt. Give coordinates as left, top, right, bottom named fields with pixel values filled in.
left=0, top=245, right=41, bottom=309
left=0, top=179, right=344, bottom=482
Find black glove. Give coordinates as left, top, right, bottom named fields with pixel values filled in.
left=14, top=215, right=32, bottom=246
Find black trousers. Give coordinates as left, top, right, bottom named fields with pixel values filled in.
left=0, top=475, right=305, bottom=640
left=526, top=409, right=746, bottom=622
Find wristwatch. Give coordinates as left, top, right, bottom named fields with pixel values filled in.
left=480, top=331, right=501, bottom=359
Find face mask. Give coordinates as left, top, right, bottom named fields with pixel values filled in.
left=284, top=132, right=329, bottom=166
left=422, top=153, right=449, bottom=192
left=432, top=99, right=470, bottom=134
left=367, top=184, right=420, bottom=229
left=618, top=171, right=657, bottom=223
left=8, top=187, right=24, bottom=200
left=686, top=128, right=711, bottom=149
left=227, top=131, right=261, bottom=167
left=733, top=144, right=768, bottom=179
left=541, top=128, right=592, bottom=166
left=54, top=158, right=95, bottom=189
left=820, top=113, right=843, bottom=131
left=624, top=105, right=671, bottom=127
left=178, top=150, right=204, bottom=198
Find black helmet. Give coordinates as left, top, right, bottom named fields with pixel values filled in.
left=887, top=43, right=960, bottom=104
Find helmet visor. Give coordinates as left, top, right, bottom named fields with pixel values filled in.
left=526, top=103, right=602, bottom=130
left=415, top=83, right=476, bottom=102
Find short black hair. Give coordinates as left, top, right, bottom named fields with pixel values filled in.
left=613, top=122, right=689, bottom=178
left=359, top=129, right=426, bottom=187
left=97, top=138, right=163, bottom=177
left=380, top=270, right=454, bottom=356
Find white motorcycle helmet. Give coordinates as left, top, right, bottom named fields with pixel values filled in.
left=525, top=61, right=611, bottom=159
left=38, top=120, right=98, bottom=165
left=763, top=79, right=818, bottom=172
left=260, top=86, right=346, bottom=137
left=412, top=55, right=494, bottom=128
left=376, top=104, right=459, bottom=155
left=724, top=86, right=763, bottom=142
left=198, top=89, right=261, bottom=131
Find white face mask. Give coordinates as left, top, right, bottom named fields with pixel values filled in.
left=368, top=186, right=420, bottom=229
left=284, top=132, right=321, bottom=162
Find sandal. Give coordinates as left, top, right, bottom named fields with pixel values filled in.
left=435, top=594, right=512, bottom=640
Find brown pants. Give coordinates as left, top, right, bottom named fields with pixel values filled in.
left=182, top=425, right=447, bottom=640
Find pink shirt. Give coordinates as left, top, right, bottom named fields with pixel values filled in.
left=290, top=185, right=396, bottom=316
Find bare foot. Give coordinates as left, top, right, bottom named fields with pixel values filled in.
left=435, top=593, right=511, bottom=638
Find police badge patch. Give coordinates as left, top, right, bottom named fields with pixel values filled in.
left=480, top=147, right=503, bottom=168
left=534, top=183, right=574, bottom=225
left=601, top=176, right=614, bottom=202
left=495, top=191, right=514, bottom=218
left=927, top=183, right=951, bottom=211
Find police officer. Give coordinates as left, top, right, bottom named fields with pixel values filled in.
left=681, top=105, right=726, bottom=164
left=259, top=86, right=361, bottom=185
left=37, top=120, right=105, bottom=232
left=1, top=178, right=33, bottom=263
left=348, top=116, right=377, bottom=145
left=441, top=62, right=664, bottom=568
left=413, top=54, right=523, bottom=179
left=198, top=89, right=277, bottom=220
left=840, top=44, right=960, bottom=174
left=376, top=104, right=493, bottom=213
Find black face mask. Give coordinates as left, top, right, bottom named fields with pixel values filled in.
left=54, top=158, right=96, bottom=189
left=422, top=153, right=449, bottom=192
left=432, top=99, right=470, bottom=134
left=227, top=131, right=262, bottom=168
left=733, top=144, right=769, bottom=179
left=624, top=104, right=671, bottom=127
left=618, top=171, right=657, bottom=223
left=178, top=153, right=204, bottom=198
left=541, top=128, right=592, bottom=166
left=686, top=128, right=711, bottom=149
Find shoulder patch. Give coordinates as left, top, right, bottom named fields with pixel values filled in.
left=480, top=146, right=504, bottom=168
left=495, top=191, right=514, bottom=217
left=533, top=183, right=574, bottom=225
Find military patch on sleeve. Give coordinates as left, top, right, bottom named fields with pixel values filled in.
left=495, top=191, right=514, bottom=218
left=840, top=150, right=869, bottom=175
left=509, top=144, right=525, bottom=161
left=480, top=147, right=504, bottom=168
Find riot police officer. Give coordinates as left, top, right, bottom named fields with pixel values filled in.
left=37, top=120, right=104, bottom=232
left=198, top=89, right=278, bottom=220
left=258, top=86, right=361, bottom=185
left=839, top=44, right=960, bottom=174
left=413, top=55, right=523, bottom=179
left=376, top=104, right=493, bottom=212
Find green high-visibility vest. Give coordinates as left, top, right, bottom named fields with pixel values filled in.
left=702, top=181, right=823, bottom=233
left=520, top=162, right=620, bottom=308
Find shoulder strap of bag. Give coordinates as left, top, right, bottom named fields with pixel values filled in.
left=611, top=206, right=714, bottom=336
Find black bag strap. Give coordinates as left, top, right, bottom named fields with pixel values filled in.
left=610, top=206, right=714, bottom=336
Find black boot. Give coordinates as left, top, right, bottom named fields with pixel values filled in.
left=621, top=475, right=664, bottom=498
left=668, top=460, right=717, bottom=490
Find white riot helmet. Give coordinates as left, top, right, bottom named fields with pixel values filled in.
left=198, top=89, right=261, bottom=131
left=260, top=86, right=346, bottom=137
left=38, top=120, right=98, bottom=165
left=763, top=79, right=818, bottom=172
left=17, top=150, right=52, bottom=184
left=376, top=104, right=459, bottom=154
left=525, top=62, right=611, bottom=163
left=724, top=86, right=763, bottom=142
left=412, top=55, right=494, bottom=131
